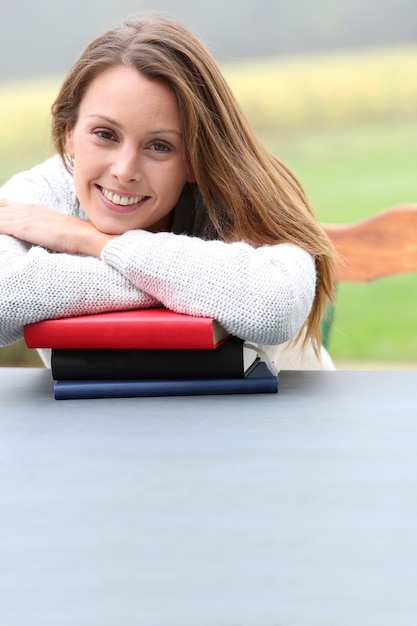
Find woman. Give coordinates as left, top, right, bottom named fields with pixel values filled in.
left=0, top=13, right=335, bottom=369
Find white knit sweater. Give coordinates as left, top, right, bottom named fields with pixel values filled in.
left=0, top=156, right=333, bottom=369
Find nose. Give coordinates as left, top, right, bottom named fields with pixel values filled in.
left=110, top=147, right=143, bottom=184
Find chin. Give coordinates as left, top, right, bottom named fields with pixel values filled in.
left=92, top=219, right=133, bottom=235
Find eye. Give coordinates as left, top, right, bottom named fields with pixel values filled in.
left=92, top=128, right=117, bottom=142
left=149, top=141, right=171, bottom=153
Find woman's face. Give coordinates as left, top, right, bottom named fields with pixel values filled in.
left=65, top=65, right=193, bottom=234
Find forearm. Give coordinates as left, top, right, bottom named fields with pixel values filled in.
left=101, top=230, right=317, bottom=345
left=0, top=236, right=158, bottom=346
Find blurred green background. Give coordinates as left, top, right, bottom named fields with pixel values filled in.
left=1, top=44, right=416, bottom=367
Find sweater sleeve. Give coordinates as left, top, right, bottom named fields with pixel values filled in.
left=0, top=235, right=158, bottom=345
left=101, top=230, right=317, bottom=345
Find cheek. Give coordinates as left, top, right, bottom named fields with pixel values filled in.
left=166, top=164, right=189, bottom=195
left=71, top=163, right=94, bottom=207
left=164, top=181, right=187, bottom=210
left=72, top=151, right=100, bottom=185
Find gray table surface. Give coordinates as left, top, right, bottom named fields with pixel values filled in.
left=1, top=367, right=417, bottom=626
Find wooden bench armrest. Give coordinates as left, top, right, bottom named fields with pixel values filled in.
left=323, top=204, right=417, bottom=282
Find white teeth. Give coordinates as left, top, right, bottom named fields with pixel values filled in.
left=101, top=187, right=144, bottom=206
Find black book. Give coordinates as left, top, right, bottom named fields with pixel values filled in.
left=51, top=336, right=259, bottom=381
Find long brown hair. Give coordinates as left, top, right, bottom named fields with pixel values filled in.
left=51, top=12, right=336, bottom=352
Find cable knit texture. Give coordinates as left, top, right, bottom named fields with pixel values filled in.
left=0, top=155, right=333, bottom=369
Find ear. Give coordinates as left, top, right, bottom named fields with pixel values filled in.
left=186, top=168, right=196, bottom=184
left=64, top=124, right=75, bottom=158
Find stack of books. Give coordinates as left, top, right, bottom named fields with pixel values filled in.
left=23, top=308, right=278, bottom=400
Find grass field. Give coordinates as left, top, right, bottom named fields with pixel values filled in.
left=1, top=45, right=416, bottom=366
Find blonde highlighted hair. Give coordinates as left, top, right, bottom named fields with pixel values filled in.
left=51, top=12, right=335, bottom=352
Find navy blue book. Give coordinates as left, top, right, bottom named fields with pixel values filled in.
left=54, top=361, right=278, bottom=400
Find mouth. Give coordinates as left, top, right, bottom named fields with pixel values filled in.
left=97, top=185, right=149, bottom=212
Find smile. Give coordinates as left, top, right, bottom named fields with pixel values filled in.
left=100, top=186, right=147, bottom=206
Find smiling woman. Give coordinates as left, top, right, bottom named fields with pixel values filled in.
left=64, top=65, right=193, bottom=238
left=0, top=12, right=336, bottom=371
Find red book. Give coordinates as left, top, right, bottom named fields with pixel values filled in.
left=24, top=308, right=231, bottom=350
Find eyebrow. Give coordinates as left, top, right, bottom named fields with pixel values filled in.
left=87, top=114, right=183, bottom=136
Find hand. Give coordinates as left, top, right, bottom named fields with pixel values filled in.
left=0, top=199, right=115, bottom=257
